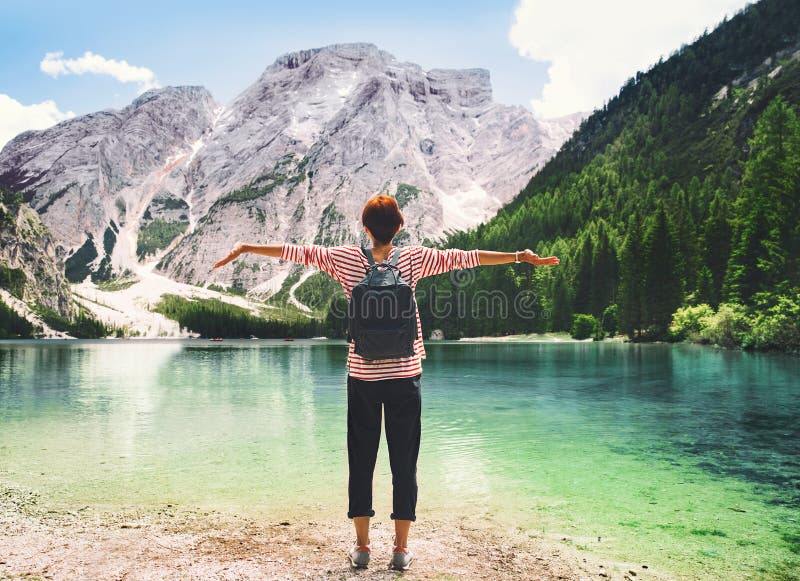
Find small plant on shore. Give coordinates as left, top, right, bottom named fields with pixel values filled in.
left=669, top=304, right=715, bottom=342
left=571, top=313, right=599, bottom=340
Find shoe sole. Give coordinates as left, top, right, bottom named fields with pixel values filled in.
left=389, top=556, right=414, bottom=571
left=348, top=554, right=369, bottom=569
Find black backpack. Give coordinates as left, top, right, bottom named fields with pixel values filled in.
left=347, top=246, right=417, bottom=360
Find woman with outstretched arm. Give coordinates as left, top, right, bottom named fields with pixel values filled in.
left=212, top=194, right=559, bottom=571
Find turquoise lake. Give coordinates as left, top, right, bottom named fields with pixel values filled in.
left=0, top=340, right=798, bottom=579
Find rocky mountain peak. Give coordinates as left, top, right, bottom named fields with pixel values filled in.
left=130, top=85, right=215, bottom=109
left=272, top=42, right=391, bottom=71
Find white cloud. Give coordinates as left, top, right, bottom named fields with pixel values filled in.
left=509, top=0, right=752, bottom=118
left=0, top=94, right=76, bottom=151
left=40, top=50, right=160, bottom=94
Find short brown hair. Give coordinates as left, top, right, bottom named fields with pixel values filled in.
left=361, top=195, right=404, bottom=244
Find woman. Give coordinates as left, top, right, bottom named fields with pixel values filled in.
left=212, top=194, right=559, bottom=570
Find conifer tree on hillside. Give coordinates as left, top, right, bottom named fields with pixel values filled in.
left=572, top=235, right=594, bottom=316
left=618, top=214, right=646, bottom=339
left=590, top=219, right=619, bottom=317
left=549, top=269, right=573, bottom=332
left=642, top=204, right=683, bottom=337
left=699, top=191, right=732, bottom=307
left=724, top=96, right=800, bottom=304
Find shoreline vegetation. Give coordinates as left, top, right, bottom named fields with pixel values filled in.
left=0, top=485, right=668, bottom=580
left=2, top=329, right=795, bottom=358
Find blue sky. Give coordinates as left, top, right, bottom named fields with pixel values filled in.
left=0, top=0, right=752, bottom=148
left=1, top=1, right=544, bottom=114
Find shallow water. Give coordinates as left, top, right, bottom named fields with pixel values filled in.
left=1, top=339, right=798, bottom=579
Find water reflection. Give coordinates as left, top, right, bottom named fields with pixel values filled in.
left=419, top=342, right=800, bottom=483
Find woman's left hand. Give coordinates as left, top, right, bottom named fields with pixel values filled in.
left=518, top=249, right=560, bottom=266
left=212, top=242, right=246, bottom=269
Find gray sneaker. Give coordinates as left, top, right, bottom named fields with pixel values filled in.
left=390, top=546, right=414, bottom=571
left=348, top=543, right=370, bottom=568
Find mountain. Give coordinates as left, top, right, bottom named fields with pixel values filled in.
left=0, top=188, right=104, bottom=338
left=420, top=0, right=800, bottom=354
left=0, top=43, right=584, bottom=303
left=1, top=189, right=72, bottom=314
left=0, top=86, right=217, bottom=251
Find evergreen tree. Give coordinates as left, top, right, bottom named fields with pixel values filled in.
left=572, top=234, right=594, bottom=315
left=618, top=214, right=646, bottom=338
left=724, top=96, right=800, bottom=303
left=671, top=185, right=697, bottom=291
left=549, top=270, right=573, bottom=332
left=700, top=190, right=732, bottom=307
left=694, top=264, right=716, bottom=306
left=642, top=204, right=683, bottom=337
left=590, top=219, right=619, bottom=316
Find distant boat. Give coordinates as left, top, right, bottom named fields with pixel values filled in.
left=210, top=337, right=224, bottom=342
left=250, top=335, right=259, bottom=340
left=284, top=337, right=295, bottom=342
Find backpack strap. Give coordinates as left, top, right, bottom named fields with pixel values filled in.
left=361, top=246, right=376, bottom=266
left=362, top=246, right=403, bottom=266
left=389, top=247, right=403, bottom=266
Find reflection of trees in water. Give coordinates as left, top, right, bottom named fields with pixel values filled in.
left=422, top=341, right=800, bottom=493
left=159, top=341, right=341, bottom=471
left=587, top=343, right=799, bottom=491
left=1, top=345, right=81, bottom=412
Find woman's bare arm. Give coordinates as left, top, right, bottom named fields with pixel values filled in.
left=212, top=242, right=281, bottom=269
left=212, top=244, right=560, bottom=270
left=478, top=249, right=559, bottom=266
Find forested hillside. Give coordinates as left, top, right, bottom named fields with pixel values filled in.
left=413, top=0, right=800, bottom=352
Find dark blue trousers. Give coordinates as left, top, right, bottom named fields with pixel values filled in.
left=346, top=373, right=422, bottom=521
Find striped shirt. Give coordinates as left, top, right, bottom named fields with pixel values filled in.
left=280, top=243, right=481, bottom=381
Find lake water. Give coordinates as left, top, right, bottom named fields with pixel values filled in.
left=1, top=340, right=798, bottom=579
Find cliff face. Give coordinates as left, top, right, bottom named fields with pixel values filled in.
left=0, top=86, right=219, bottom=286
left=0, top=191, right=72, bottom=317
left=0, top=43, right=584, bottom=294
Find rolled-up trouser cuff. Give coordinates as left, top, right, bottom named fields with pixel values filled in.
left=348, top=509, right=375, bottom=519
left=390, top=513, right=416, bottom=522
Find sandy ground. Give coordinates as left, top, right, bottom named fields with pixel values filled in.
left=0, top=486, right=671, bottom=581
left=70, top=260, right=285, bottom=339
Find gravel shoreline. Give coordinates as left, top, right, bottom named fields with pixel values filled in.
left=1, top=485, right=670, bottom=581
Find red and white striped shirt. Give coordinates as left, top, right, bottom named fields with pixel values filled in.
left=280, top=243, right=480, bottom=381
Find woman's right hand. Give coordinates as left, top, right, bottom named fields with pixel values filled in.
left=212, top=242, right=247, bottom=269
